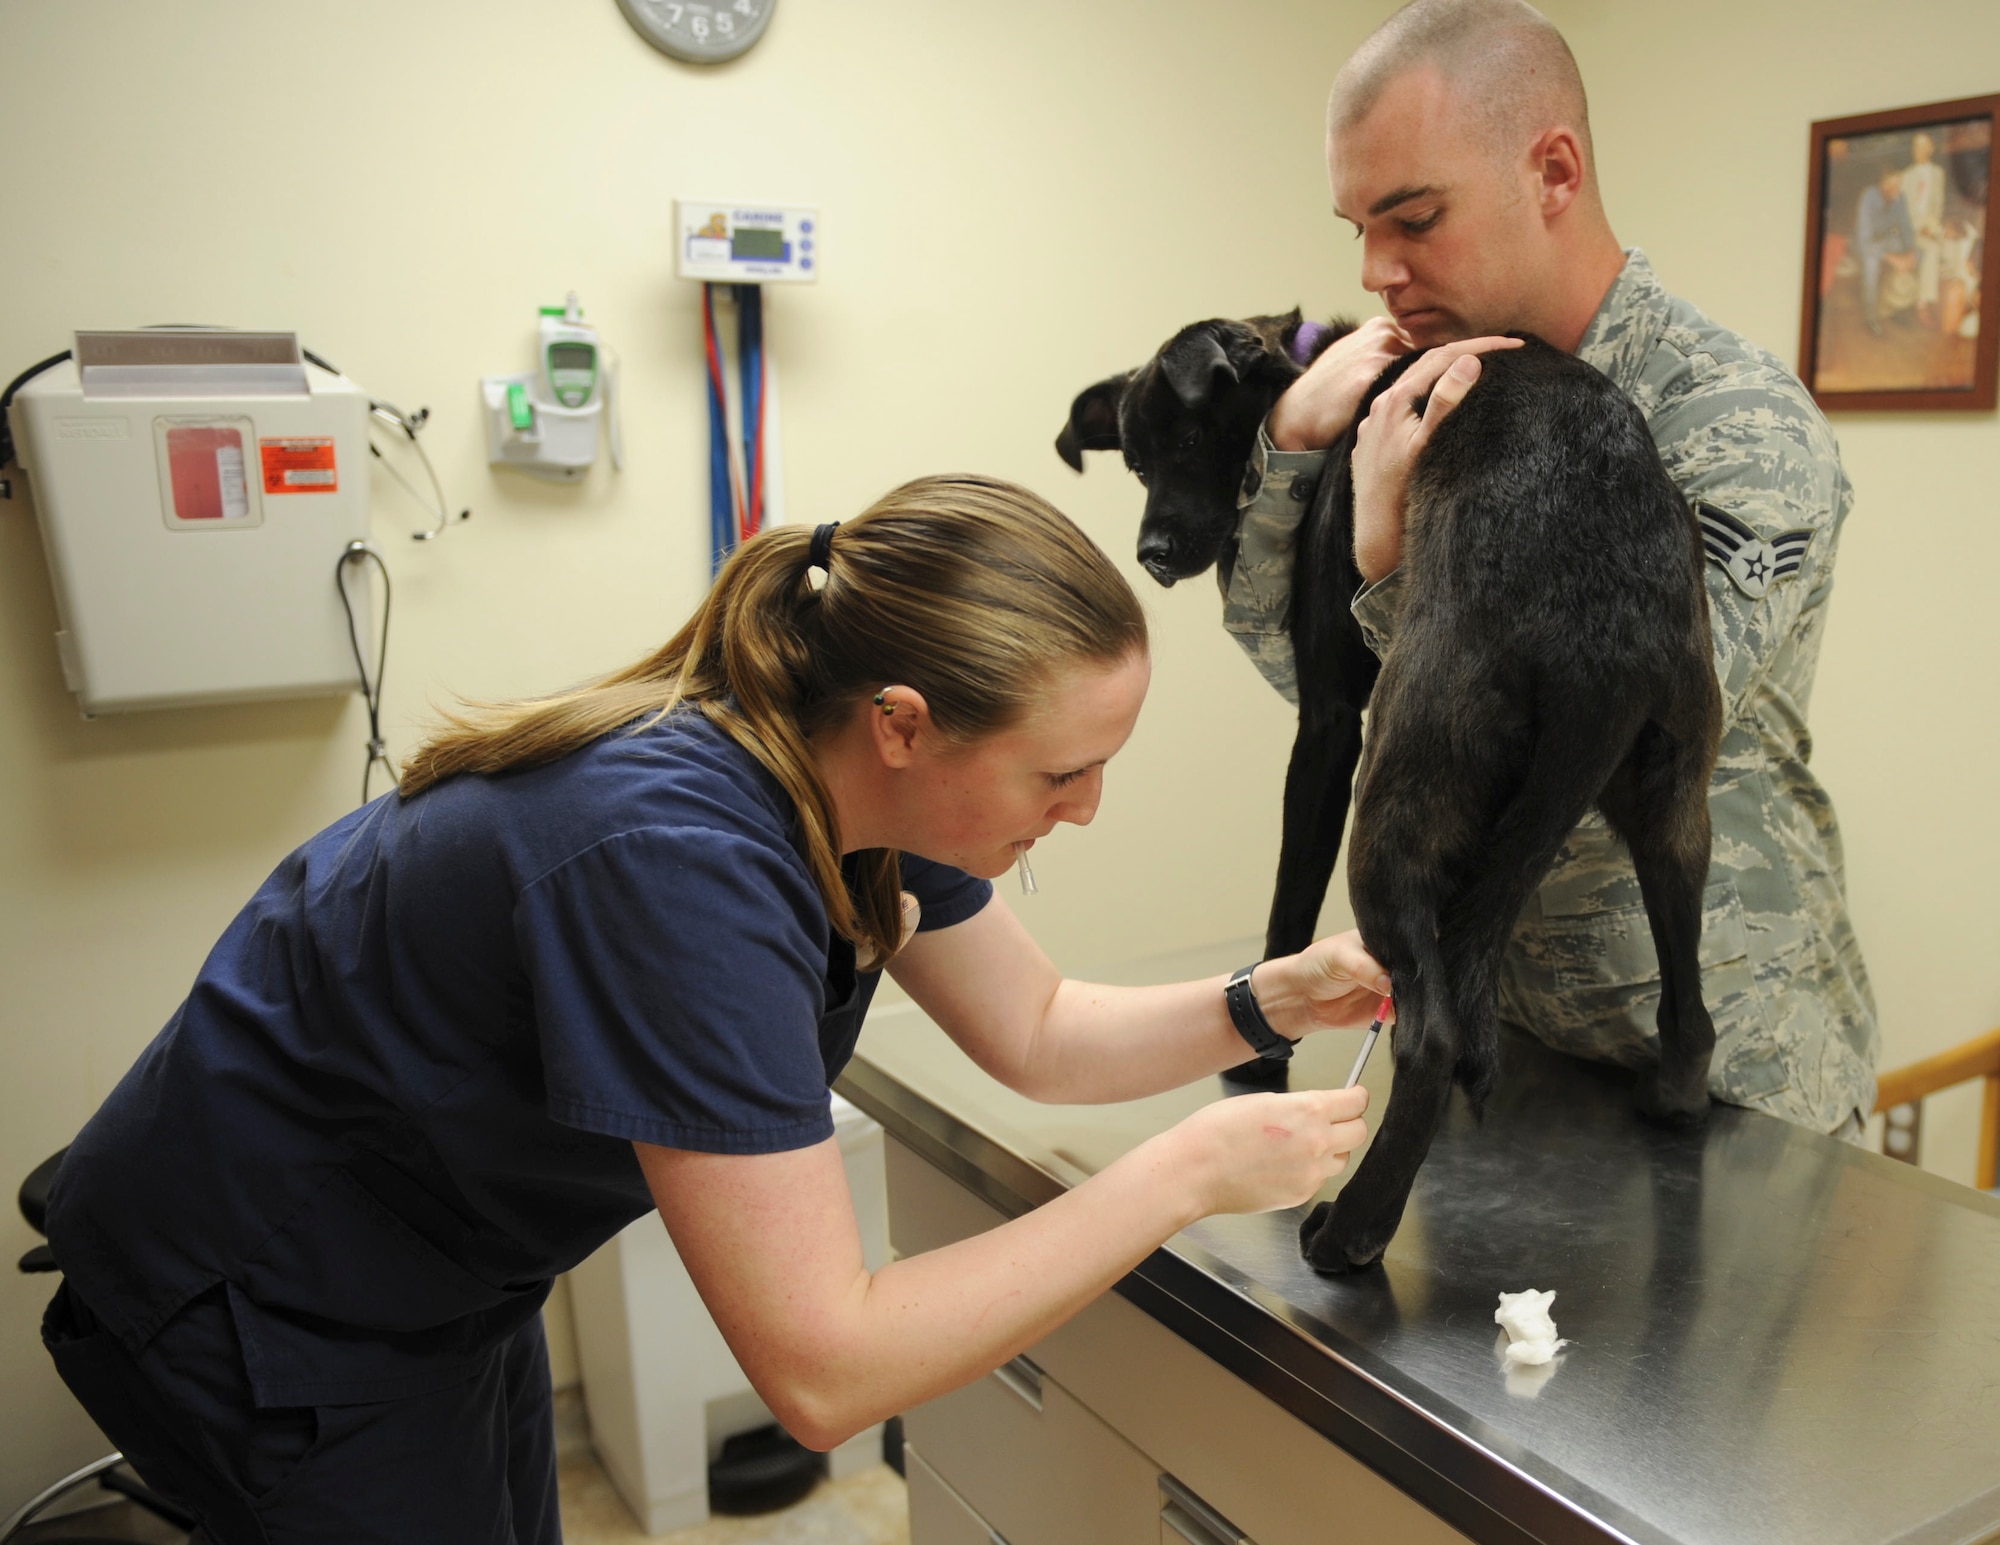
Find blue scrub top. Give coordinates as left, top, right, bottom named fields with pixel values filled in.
left=47, top=710, right=992, bottom=1405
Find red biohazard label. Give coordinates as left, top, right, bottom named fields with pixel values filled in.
left=260, top=437, right=339, bottom=494
left=167, top=425, right=250, bottom=520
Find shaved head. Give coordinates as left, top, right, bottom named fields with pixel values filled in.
left=1331, top=0, right=1594, bottom=192
left=1319, top=0, right=1625, bottom=352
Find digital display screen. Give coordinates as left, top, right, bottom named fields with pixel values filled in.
left=730, top=228, right=786, bottom=261
left=549, top=342, right=595, bottom=371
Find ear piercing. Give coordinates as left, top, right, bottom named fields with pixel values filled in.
left=873, top=690, right=895, bottom=715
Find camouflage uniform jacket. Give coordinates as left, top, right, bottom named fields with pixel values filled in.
left=1221, top=249, right=1878, bottom=1132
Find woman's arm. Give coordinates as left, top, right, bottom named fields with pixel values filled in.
left=886, top=898, right=1391, bottom=1104
left=636, top=1076, right=1366, bottom=1451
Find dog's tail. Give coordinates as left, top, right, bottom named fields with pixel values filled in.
left=1452, top=1011, right=1504, bottom=1118
left=1442, top=707, right=1648, bottom=1118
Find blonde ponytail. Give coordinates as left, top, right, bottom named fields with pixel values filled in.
left=401, top=475, right=1146, bottom=965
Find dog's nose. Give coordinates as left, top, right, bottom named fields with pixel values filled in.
left=1137, top=535, right=1179, bottom=588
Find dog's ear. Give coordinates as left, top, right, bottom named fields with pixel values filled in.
left=1055, top=371, right=1133, bottom=472
left=1161, top=330, right=1237, bottom=410
left=1242, top=308, right=1304, bottom=357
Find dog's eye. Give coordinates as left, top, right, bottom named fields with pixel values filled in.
left=1178, top=428, right=1202, bottom=452
left=1128, top=462, right=1148, bottom=485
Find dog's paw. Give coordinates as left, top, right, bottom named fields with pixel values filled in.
left=1298, top=1200, right=1387, bottom=1276
left=1632, top=1070, right=1711, bottom=1128
left=1220, top=1057, right=1290, bottom=1091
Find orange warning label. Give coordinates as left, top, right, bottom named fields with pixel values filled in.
left=260, top=437, right=339, bottom=494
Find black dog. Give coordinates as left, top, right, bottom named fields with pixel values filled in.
left=1058, top=320, right=1720, bottom=1273
left=1057, top=313, right=1381, bottom=977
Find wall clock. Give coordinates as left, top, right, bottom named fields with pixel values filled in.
left=616, top=0, right=776, bottom=64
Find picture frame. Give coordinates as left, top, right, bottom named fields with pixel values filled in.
left=1798, top=93, right=1998, bottom=412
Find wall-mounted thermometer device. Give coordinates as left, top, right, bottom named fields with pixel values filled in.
left=542, top=303, right=601, bottom=410
left=481, top=292, right=621, bottom=482
left=675, top=200, right=818, bottom=284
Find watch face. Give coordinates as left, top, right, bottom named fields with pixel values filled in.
left=616, top=0, right=776, bottom=63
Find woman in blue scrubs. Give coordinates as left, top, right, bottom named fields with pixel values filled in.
left=43, top=476, right=1383, bottom=1545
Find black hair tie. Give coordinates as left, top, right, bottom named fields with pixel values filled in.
left=808, top=522, right=840, bottom=574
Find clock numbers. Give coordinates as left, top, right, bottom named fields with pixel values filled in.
left=622, top=0, right=773, bottom=62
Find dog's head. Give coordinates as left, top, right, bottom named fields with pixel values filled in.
left=1056, top=311, right=1344, bottom=587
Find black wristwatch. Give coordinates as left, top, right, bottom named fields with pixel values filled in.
left=1224, top=963, right=1296, bottom=1062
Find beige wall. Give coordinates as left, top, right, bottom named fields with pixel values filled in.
left=0, top=0, right=1370, bottom=1507
left=2, top=0, right=1995, bottom=1513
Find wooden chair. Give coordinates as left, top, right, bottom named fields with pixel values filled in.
left=1874, top=1027, right=2000, bottom=1191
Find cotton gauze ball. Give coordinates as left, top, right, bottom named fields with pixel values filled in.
left=1494, top=1289, right=1567, bottom=1368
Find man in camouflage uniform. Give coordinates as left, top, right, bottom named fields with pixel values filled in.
left=1222, top=0, right=1877, bottom=1133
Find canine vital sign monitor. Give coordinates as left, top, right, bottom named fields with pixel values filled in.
left=675, top=201, right=818, bottom=284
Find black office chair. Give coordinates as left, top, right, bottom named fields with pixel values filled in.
left=2, top=1149, right=201, bottom=1544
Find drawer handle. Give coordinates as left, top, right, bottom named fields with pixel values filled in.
left=1160, top=1474, right=1251, bottom=1545
left=991, top=1353, right=1044, bottom=1411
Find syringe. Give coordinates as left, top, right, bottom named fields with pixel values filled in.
left=1344, top=996, right=1392, bottom=1089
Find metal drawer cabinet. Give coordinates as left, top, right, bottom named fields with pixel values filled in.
left=887, top=1137, right=1471, bottom=1545
left=904, top=1344, right=1160, bottom=1544
left=905, top=1444, right=1005, bottom=1545
left=1037, top=1286, right=1471, bottom=1545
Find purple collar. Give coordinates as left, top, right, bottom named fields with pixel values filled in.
left=1289, top=320, right=1333, bottom=365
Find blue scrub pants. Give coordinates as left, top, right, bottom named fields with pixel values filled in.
left=42, top=1281, right=561, bottom=1545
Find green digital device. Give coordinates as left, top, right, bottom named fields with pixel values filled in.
left=544, top=337, right=600, bottom=410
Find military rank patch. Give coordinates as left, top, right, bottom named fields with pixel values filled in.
left=1695, top=502, right=1812, bottom=600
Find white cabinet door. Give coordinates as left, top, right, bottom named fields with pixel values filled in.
left=906, top=1444, right=1002, bottom=1545
left=906, top=1351, right=1159, bottom=1545
left=885, top=1139, right=1474, bottom=1545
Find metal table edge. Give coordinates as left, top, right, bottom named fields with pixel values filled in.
left=837, top=1056, right=1660, bottom=1545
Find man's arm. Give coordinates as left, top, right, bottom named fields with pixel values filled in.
left=1218, top=319, right=1416, bottom=704
left=1230, top=334, right=1516, bottom=682
left=1649, top=367, right=1848, bottom=720
left=1340, top=342, right=1522, bottom=657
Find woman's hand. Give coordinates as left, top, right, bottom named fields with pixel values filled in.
left=1163, top=1085, right=1371, bottom=1216
left=1266, top=317, right=1415, bottom=452
left=1249, top=930, right=1393, bottom=1040
left=1351, top=336, right=1522, bottom=583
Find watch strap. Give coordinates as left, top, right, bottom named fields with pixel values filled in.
left=1224, top=964, right=1295, bottom=1062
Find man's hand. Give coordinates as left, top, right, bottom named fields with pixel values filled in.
left=1352, top=337, right=1523, bottom=584
left=1267, top=317, right=1415, bottom=452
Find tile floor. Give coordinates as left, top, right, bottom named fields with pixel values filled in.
left=559, top=1452, right=909, bottom=1545
left=550, top=1388, right=909, bottom=1545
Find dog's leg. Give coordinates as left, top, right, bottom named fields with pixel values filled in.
left=1299, top=808, right=1461, bottom=1274
left=1598, top=722, right=1717, bottom=1124
left=1298, top=949, right=1456, bottom=1274
left=1264, top=700, right=1365, bottom=959
left=1227, top=695, right=1363, bottom=1089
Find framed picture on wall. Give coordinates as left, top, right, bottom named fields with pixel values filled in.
left=1799, top=93, right=1998, bottom=411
